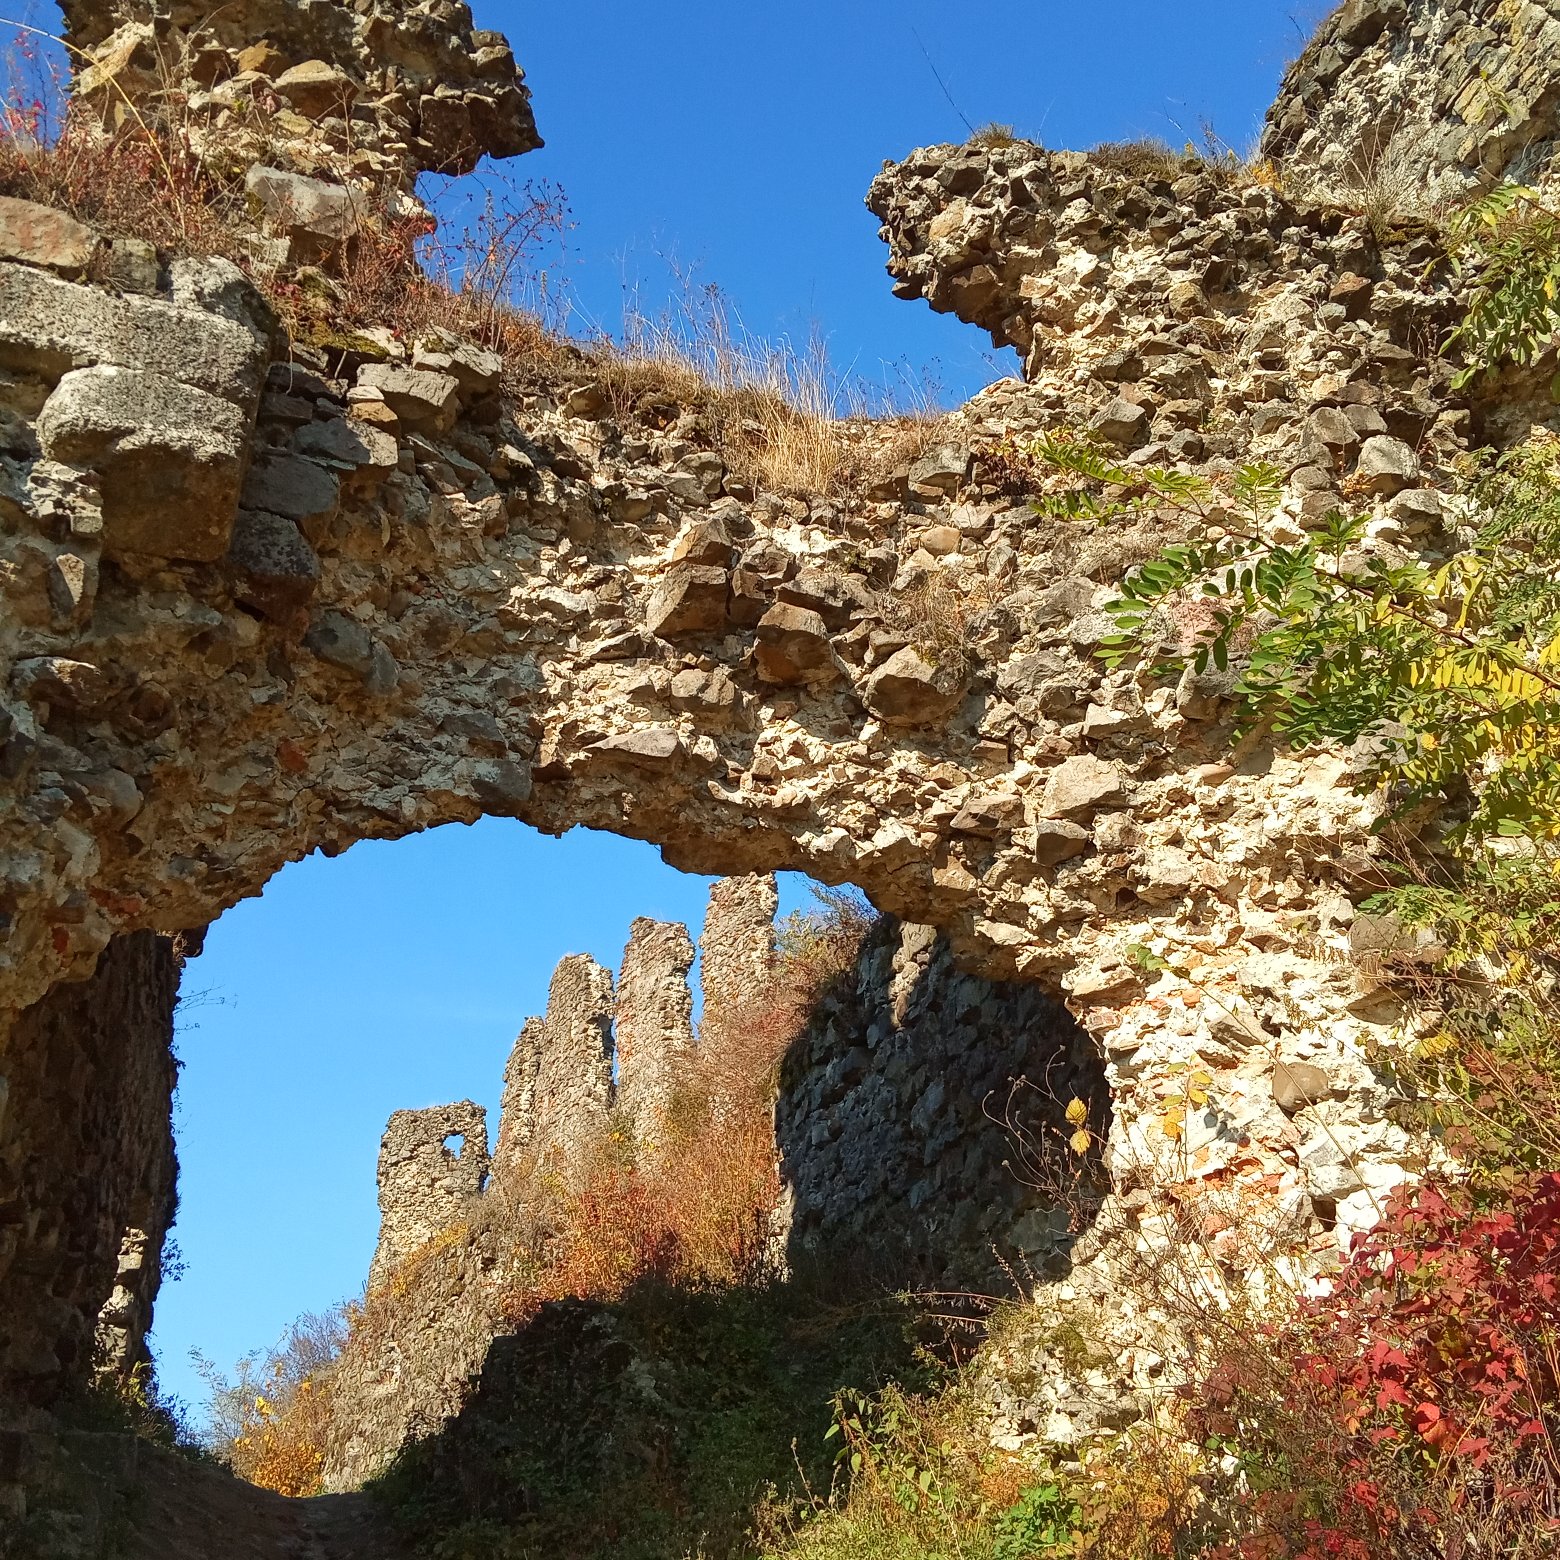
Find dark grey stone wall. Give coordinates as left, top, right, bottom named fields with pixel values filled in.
left=0, top=932, right=179, bottom=1408
left=776, top=918, right=1109, bottom=1288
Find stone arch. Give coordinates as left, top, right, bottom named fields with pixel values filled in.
left=0, top=0, right=1447, bottom=1424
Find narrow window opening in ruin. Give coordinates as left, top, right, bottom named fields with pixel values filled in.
left=441, top=1133, right=466, bottom=1159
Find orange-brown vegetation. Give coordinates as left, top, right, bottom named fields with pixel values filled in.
left=216, top=892, right=873, bottom=1495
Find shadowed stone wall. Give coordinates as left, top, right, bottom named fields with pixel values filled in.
left=777, top=917, right=1108, bottom=1287
left=0, top=933, right=178, bottom=1401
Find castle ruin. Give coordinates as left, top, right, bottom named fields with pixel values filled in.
left=366, top=875, right=778, bottom=1284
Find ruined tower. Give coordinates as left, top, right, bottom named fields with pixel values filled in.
left=698, top=874, right=779, bottom=1040
left=613, top=917, right=697, bottom=1150
left=368, top=1101, right=489, bottom=1289
left=491, top=954, right=615, bottom=1184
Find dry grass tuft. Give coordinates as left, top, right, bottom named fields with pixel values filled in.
left=967, top=121, right=1022, bottom=150
left=1, top=27, right=945, bottom=506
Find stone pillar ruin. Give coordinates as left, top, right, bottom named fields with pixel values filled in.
left=613, top=918, right=696, bottom=1149
left=491, top=956, right=615, bottom=1184
left=368, top=1101, right=489, bottom=1289
left=698, top=874, right=778, bottom=1040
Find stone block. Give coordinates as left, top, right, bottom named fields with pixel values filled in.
left=240, top=453, right=341, bottom=533
left=35, top=366, right=249, bottom=562
left=103, top=238, right=160, bottom=296
left=0, top=197, right=98, bottom=278
left=1090, top=396, right=1148, bottom=446
left=1033, top=818, right=1090, bottom=865
left=864, top=646, right=967, bottom=726
left=754, top=602, right=836, bottom=685
left=908, top=445, right=970, bottom=498
left=225, top=510, right=321, bottom=621
left=646, top=564, right=729, bottom=638
left=1356, top=434, right=1420, bottom=494
left=273, top=60, right=358, bottom=118
left=244, top=164, right=361, bottom=264
left=304, top=610, right=375, bottom=674
left=587, top=727, right=684, bottom=765
left=356, top=363, right=461, bottom=428
left=0, top=262, right=266, bottom=406
left=299, top=416, right=400, bottom=485
left=1040, top=754, right=1126, bottom=818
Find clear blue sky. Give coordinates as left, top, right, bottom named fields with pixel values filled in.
left=11, top=0, right=1325, bottom=1418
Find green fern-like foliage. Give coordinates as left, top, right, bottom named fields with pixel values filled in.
left=1447, top=182, right=1560, bottom=389
left=1029, top=439, right=1560, bottom=841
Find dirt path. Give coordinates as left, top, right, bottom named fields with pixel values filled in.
left=106, top=1438, right=407, bottom=1560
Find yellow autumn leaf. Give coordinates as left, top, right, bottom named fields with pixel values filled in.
left=1065, top=1097, right=1089, bottom=1126
left=1069, top=1130, right=1092, bottom=1154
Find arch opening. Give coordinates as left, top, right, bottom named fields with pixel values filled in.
left=0, top=811, right=1113, bottom=1513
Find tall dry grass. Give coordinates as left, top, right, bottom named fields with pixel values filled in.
left=0, top=24, right=946, bottom=503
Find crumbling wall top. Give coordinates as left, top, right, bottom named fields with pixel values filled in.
left=59, top=0, right=540, bottom=189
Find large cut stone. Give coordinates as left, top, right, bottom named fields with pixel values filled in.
left=244, top=164, right=361, bottom=264
left=240, top=453, right=340, bottom=533
left=273, top=60, right=358, bottom=118
left=864, top=646, right=967, bottom=726
left=0, top=197, right=98, bottom=278
left=0, top=262, right=266, bottom=406
left=588, top=727, right=684, bottom=765
left=1356, top=435, right=1420, bottom=495
left=908, top=445, right=970, bottom=498
left=754, top=603, right=836, bottom=685
left=1040, top=754, right=1126, bottom=818
left=356, top=364, right=461, bottom=429
left=35, top=366, right=249, bottom=562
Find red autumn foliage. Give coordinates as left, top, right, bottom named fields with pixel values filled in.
left=1193, top=1174, right=1560, bottom=1559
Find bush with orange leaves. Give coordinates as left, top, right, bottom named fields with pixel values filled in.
left=505, top=888, right=875, bottom=1323
left=194, top=1306, right=352, bottom=1496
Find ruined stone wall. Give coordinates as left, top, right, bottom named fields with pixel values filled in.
left=698, top=873, right=779, bottom=1038
left=0, top=933, right=178, bottom=1402
left=1264, top=0, right=1560, bottom=205
left=613, top=917, right=695, bottom=1146
left=0, top=0, right=1549, bottom=1419
left=367, top=1101, right=488, bottom=1288
left=329, top=879, right=766, bottom=1488
left=777, top=917, right=1106, bottom=1287
left=332, top=872, right=1119, bottom=1484
left=62, top=0, right=538, bottom=193
left=490, top=956, right=614, bottom=1184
